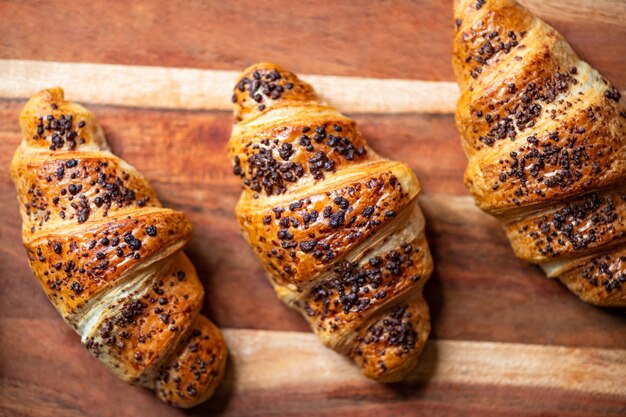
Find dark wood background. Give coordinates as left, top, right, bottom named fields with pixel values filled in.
left=0, top=1, right=624, bottom=416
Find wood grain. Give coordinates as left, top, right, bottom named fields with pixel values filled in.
left=0, top=59, right=461, bottom=114
left=523, top=0, right=626, bottom=26
left=1, top=0, right=625, bottom=415
left=0, top=1, right=624, bottom=86
left=222, top=329, right=626, bottom=396
left=1, top=60, right=624, bottom=115
left=1, top=100, right=624, bottom=349
left=2, top=319, right=625, bottom=417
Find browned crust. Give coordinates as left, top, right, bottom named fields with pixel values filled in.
left=84, top=252, right=205, bottom=381
left=10, top=88, right=226, bottom=406
left=302, top=231, right=432, bottom=345
left=503, top=187, right=626, bottom=262
left=236, top=164, right=419, bottom=286
left=12, top=150, right=160, bottom=236
left=18, top=87, right=107, bottom=152
left=557, top=245, right=626, bottom=307
left=352, top=295, right=430, bottom=382
left=228, top=111, right=376, bottom=195
left=228, top=62, right=434, bottom=381
left=155, top=314, right=227, bottom=408
left=25, top=208, right=192, bottom=320
left=231, top=62, right=318, bottom=123
left=453, top=0, right=626, bottom=306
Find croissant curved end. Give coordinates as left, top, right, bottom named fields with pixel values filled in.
left=155, top=315, right=228, bottom=408
left=452, top=0, right=626, bottom=306
left=17, top=87, right=110, bottom=153
left=11, top=87, right=227, bottom=406
left=232, top=62, right=318, bottom=123
left=228, top=62, right=434, bottom=381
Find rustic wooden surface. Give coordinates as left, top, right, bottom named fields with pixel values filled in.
left=0, top=0, right=625, bottom=416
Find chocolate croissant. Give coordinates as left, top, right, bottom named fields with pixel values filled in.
left=10, top=88, right=226, bottom=407
left=228, top=63, right=433, bottom=381
left=453, top=0, right=626, bottom=306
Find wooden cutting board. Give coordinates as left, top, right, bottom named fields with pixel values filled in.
left=0, top=1, right=625, bottom=416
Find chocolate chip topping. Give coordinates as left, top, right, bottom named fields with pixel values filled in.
left=307, top=244, right=416, bottom=320
left=478, top=71, right=577, bottom=147
left=23, top=158, right=155, bottom=232
left=363, top=304, right=418, bottom=355
left=232, top=122, right=367, bottom=196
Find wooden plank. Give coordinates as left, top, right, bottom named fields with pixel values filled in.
left=0, top=1, right=624, bottom=413
left=0, top=1, right=624, bottom=85
left=1, top=100, right=624, bottom=349
left=0, top=59, right=459, bottom=114
left=222, top=329, right=626, bottom=396
left=522, top=0, right=626, bottom=26
left=1, top=60, right=624, bottom=115
left=1, top=319, right=625, bottom=417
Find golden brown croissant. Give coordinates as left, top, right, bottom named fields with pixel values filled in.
left=453, top=0, right=626, bottom=306
left=227, top=63, right=433, bottom=381
left=9, top=88, right=227, bottom=407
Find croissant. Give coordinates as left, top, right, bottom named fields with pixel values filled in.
left=227, top=63, right=433, bottom=381
left=9, top=88, right=227, bottom=407
left=453, top=0, right=626, bottom=306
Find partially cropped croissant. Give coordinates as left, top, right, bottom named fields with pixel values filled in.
left=10, top=88, right=226, bottom=407
left=228, top=63, right=433, bottom=381
left=453, top=0, right=626, bottom=306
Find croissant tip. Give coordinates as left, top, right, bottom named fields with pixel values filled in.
left=453, top=0, right=519, bottom=16
left=452, top=0, right=475, bottom=16
left=22, top=87, right=65, bottom=112
left=33, top=87, right=65, bottom=102
left=12, top=86, right=230, bottom=405
left=19, top=87, right=65, bottom=125
left=240, top=61, right=285, bottom=75
left=231, top=62, right=317, bottom=123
